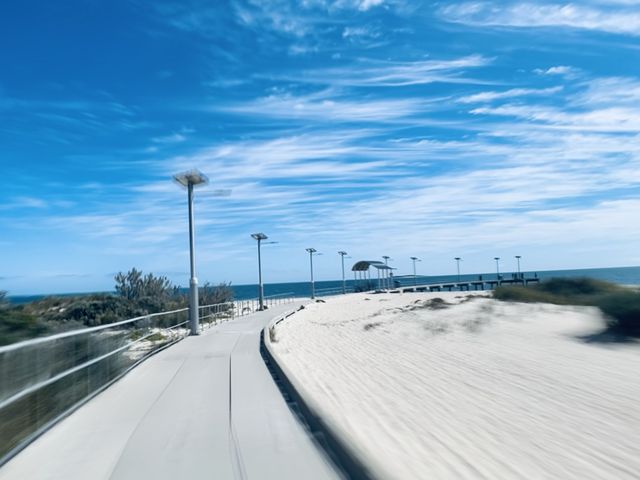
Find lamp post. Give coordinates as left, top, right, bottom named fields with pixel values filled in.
left=338, top=251, right=348, bottom=294
left=455, top=257, right=462, bottom=282
left=306, top=248, right=317, bottom=299
left=251, top=233, right=269, bottom=310
left=494, top=257, right=501, bottom=281
left=410, top=257, right=420, bottom=286
left=173, top=170, right=208, bottom=335
left=515, top=255, right=522, bottom=279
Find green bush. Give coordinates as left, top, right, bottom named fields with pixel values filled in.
left=537, top=277, right=621, bottom=297
left=0, top=309, right=49, bottom=346
left=199, top=282, right=234, bottom=306
left=494, top=277, right=623, bottom=305
left=494, top=277, right=640, bottom=338
left=596, top=291, right=640, bottom=336
left=493, top=286, right=564, bottom=304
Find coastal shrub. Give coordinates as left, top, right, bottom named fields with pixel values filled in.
left=537, top=277, right=621, bottom=298
left=596, top=291, right=640, bottom=336
left=493, top=286, right=566, bottom=304
left=0, top=309, right=48, bottom=346
left=494, top=278, right=640, bottom=338
left=494, top=278, right=622, bottom=305
left=199, top=282, right=234, bottom=307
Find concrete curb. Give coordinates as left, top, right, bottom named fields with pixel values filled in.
left=260, top=318, right=376, bottom=480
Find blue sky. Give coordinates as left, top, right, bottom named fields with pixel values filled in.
left=1, top=0, right=640, bottom=295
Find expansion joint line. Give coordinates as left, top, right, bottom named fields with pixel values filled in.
left=228, top=336, right=247, bottom=480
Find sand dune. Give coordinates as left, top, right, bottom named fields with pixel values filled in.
left=269, top=292, right=640, bottom=479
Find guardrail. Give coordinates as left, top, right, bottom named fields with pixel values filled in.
left=233, top=292, right=297, bottom=315
left=0, top=296, right=283, bottom=465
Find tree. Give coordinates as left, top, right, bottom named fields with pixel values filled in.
left=114, top=268, right=175, bottom=313
left=199, top=282, right=234, bottom=306
left=115, top=269, right=172, bottom=300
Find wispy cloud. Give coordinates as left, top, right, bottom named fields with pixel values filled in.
left=457, top=86, right=562, bottom=103
left=151, top=132, right=187, bottom=144
left=273, top=54, right=492, bottom=87
left=440, top=2, right=640, bottom=36
left=220, top=88, right=429, bottom=122
left=533, top=65, right=579, bottom=76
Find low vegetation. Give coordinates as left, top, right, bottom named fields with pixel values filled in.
left=0, top=269, right=234, bottom=346
left=494, top=278, right=640, bottom=337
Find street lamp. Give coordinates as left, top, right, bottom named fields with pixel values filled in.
left=494, top=257, right=501, bottom=281
left=410, top=257, right=421, bottom=286
left=515, top=255, right=522, bottom=279
left=306, top=248, right=318, bottom=299
left=338, top=251, right=348, bottom=294
left=251, top=233, right=269, bottom=310
left=454, top=257, right=462, bottom=282
left=173, top=169, right=209, bottom=336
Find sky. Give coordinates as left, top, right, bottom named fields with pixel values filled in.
left=1, top=0, right=640, bottom=295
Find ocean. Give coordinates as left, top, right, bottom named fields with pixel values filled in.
left=7, top=265, right=640, bottom=305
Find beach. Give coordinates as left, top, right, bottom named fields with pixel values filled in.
left=268, top=292, right=640, bottom=479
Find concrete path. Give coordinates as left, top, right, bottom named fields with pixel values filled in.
left=0, top=304, right=340, bottom=480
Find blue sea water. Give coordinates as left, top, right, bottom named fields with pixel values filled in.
left=7, top=265, right=640, bottom=305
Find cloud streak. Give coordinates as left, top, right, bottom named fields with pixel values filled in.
left=440, top=2, right=640, bottom=36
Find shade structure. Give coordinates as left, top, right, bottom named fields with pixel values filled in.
left=351, top=260, right=393, bottom=291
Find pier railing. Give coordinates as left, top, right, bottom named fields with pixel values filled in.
left=0, top=295, right=299, bottom=465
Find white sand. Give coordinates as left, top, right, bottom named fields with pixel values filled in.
left=269, top=292, right=640, bottom=480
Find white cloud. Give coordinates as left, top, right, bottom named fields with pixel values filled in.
left=221, top=89, right=427, bottom=122
left=440, top=2, right=640, bottom=36
left=284, top=55, right=492, bottom=87
left=342, top=26, right=380, bottom=39
left=533, top=65, right=578, bottom=76
left=151, top=132, right=187, bottom=144
left=0, top=197, right=48, bottom=211
left=457, top=86, right=562, bottom=103
left=354, top=0, right=385, bottom=11
left=572, top=76, right=640, bottom=106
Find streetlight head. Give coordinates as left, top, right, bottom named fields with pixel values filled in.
left=173, top=169, right=209, bottom=187
left=306, top=248, right=317, bottom=253
left=410, top=256, right=419, bottom=261
left=251, top=233, right=268, bottom=240
left=494, top=257, right=500, bottom=261
left=455, top=257, right=461, bottom=261
left=338, top=251, right=347, bottom=256
left=515, top=255, right=522, bottom=259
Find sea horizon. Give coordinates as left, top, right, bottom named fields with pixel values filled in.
left=7, top=264, right=640, bottom=305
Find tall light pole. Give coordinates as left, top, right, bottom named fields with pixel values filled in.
left=494, top=257, right=501, bottom=281
left=174, top=170, right=208, bottom=336
left=410, top=257, right=420, bottom=286
left=515, top=255, right=522, bottom=279
left=455, top=257, right=462, bottom=282
left=251, top=233, right=269, bottom=310
left=306, top=248, right=317, bottom=299
left=338, top=251, right=348, bottom=294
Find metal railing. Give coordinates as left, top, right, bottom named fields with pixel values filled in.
left=0, top=297, right=279, bottom=465
left=232, top=292, right=297, bottom=315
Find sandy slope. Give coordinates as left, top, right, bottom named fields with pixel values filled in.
left=270, top=292, right=640, bottom=480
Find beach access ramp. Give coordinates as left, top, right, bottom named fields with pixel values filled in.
left=0, top=304, right=339, bottom=480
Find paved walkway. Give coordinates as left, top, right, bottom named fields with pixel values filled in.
left=0, top=304, right=340, bottom=480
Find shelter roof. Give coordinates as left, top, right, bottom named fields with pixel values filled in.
left=351, top=260, right=393, bottom=272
